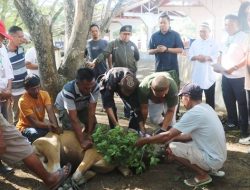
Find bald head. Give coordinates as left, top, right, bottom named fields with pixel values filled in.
left=151, top=76, right=169, bottom=91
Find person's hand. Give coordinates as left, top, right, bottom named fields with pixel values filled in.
left=0, top=128, right=6, bottom=156
left=80, top=139, right=93, bottom=150
left=135, top=138, right=147, bottom=147
left=225, top=67, right=235, bottom=75
left=51, top=126, right=63, bottom=135
left=157, top=45, right=167, bottom=53
left=0, top=89, right=11, bottom=100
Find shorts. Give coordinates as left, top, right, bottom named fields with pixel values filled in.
left=0, top=114, right=33, bottom=164
left=169, top=141, right=210, bottom=171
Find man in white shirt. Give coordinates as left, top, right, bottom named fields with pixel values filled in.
left=25, top=46, right=39, bottom=76
left=136, top=83, right=227, bottom=187
left=189, top=22, right=218, bottom=109
left=220, top=15, right=248, bottom=140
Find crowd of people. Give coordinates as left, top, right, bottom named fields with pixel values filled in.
left=0, top=2, right=250, bottom=188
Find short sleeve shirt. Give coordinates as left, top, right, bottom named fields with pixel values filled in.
left=55, top=80, right=99, bottom=111
left=138, top=72, right=178, bottom=108
left=16, top=90, right=51, bottom=132
left=174, top=103, right=227, bottom=169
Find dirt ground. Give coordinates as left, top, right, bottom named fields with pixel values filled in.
left=1, top=99, right=250, bottom=190
left=1, top=55, right=250, bottom=189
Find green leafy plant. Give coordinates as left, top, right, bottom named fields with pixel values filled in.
left=92, top=124, right=160, bottom=174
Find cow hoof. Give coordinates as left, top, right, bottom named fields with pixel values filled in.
left=117, top=166, right=132, bottom=176
left=72, top=170, right=96, bottom=185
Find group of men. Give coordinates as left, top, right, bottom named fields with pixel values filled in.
left=0, top=11, right=230, bottom=188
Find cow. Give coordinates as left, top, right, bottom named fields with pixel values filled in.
left=32, top=131, right=131, bottom=185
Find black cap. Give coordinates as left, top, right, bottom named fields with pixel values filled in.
left=120, top=25, right=132, bottom=33
left=24, top=74, right=40, bottom=89
left=178, top=83, right=202, bottom=99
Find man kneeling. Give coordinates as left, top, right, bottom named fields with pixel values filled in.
left=136, top=83, right=227, bottom=187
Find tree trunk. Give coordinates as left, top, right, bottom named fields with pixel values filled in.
left=63, top=0, right=75, bottom=51
left=14, top=0, right=60, bottom=101
left=60, top=0, right=96, bottom=80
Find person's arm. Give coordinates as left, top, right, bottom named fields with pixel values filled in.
left=136, top=128, right=181, bottom=146
left=45, top=104, right=62, bottom=134
left=67, top=109, right=85, bottom=146
left=25, top=61, right=38, bottom=70
left=107, top=54, right=112, bottom=69
left=26, top=114, right=53, bottom=129
left=106, top=107, right=119, bottom=126
left=0, top=128, right=6, bottom=156
left=0, top=79, right=12, bottom=100
left=161, top=106, right=176, bottom=131
left=133, top=44, right=140, bottom=61
left=86, top=102, right=97, bottom=135
left=140, top=103, right=148, bottom=125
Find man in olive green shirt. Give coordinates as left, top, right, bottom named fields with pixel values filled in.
left=138, top=72, right=178, bottom=133
left=88, top=25, right=139, bottom=73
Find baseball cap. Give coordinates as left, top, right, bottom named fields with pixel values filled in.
left=0, top=20, right=13, bottom=40
left=119, top=74, right=139, bottom=96
left=24, top=74, right=40, bottom=89
left=178, top=83, right=202, bottom=99
left=120, top=25, right=132, bottom=33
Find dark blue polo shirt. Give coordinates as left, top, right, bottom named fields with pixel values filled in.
left=149, top=30, right=183, bottom=74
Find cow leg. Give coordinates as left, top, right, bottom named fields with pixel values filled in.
left=32, top=136, right=61, bottom=173
left=72, top=148, right=103, bottom=185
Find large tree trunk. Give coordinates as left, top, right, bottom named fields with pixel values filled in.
left=14, top=0, right=60, bottom=100
left=64, top=0, right=75, bottom=51
left=60, top=0, right=96, bottom=80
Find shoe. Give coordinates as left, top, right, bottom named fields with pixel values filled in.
left=239, top=136, right=250, bottom=145
left=209, top=170, right=225, bottom=177
left=184, top=176, right=212, bottom=187
left=224, top=123, right=238, bottom=131
left=0, top=164, right=14, bottom=175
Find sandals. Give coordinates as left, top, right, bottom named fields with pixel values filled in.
left=184, top=176, right=212, bottom=187
left=49, top=163, right=72, bottom=190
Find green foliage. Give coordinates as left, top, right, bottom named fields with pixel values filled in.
left=92, top=124, right=160, bottom=174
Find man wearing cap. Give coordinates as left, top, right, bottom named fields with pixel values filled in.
left=99, top=67, right=146, bottom=134
left=148, top=13, right=183, bottom=80
left=7, top=25, right=27, bottom=125
left=188, top=22, right=218, bottom=109
left=0, top=20, right=15, bottom=175
left=16, top=74, right=61, bottom=143
left=138, top=72, right=178, bottom=133
left=55, top=68, right=99, bottom=150
left=88, top=25, right=139, bottom=73
left=136, top=83, right=227, bottom=187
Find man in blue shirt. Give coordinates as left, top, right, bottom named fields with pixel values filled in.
left=149, top=12, right=183, bottom=79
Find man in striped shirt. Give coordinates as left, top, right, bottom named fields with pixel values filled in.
left=55, top=68, right=99, bottom=150
left=7, top=26, right=27, bottom=125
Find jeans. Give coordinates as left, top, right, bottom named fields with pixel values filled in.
left=22, top=127, right=49, bottom=143
left=222, top=76, right=249, bottom=137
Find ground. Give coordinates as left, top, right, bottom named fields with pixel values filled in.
left=1, top=54, right=250, bottom=189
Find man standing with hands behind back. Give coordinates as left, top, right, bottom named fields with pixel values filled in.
left=149, top=12, right=183, bottom=78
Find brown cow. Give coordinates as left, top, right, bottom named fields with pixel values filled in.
left=32, top=131, right=131, bottom=185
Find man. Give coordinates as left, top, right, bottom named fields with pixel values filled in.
left=55, top=68, right=99, bottom=150
left=89, top=25, right=139, bottom=73
left=148, top=12, right=183, bottom=79
left=99, top=67, right=146, bottom=135
left=138, top=72, right=178, bottom=134
left=0, top=113, right=71, bottom=189
left=7, top=25, right=27, bottom=125
left=89, top=25, right=139, bottom=117
left=85, top=24, right=111, bottom=79
left=219, top=15, right=248, bottom=140
left=16, top=74, right=61, bottom=143
left=188, top=22, right=218, bottom=109
left=0, top=20, right=14, bottom=175
left=136, top=83, right=227, bottom=187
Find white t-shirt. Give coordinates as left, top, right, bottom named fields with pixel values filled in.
left=189, top=38, right=218, bottom=89
left=0, top=45, right=14, bottom=90
left=25, top=47, right=39, bottom=76
left=174, top=103, right=227, bottom=170
left=221, top=31, right=247, bottom=79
